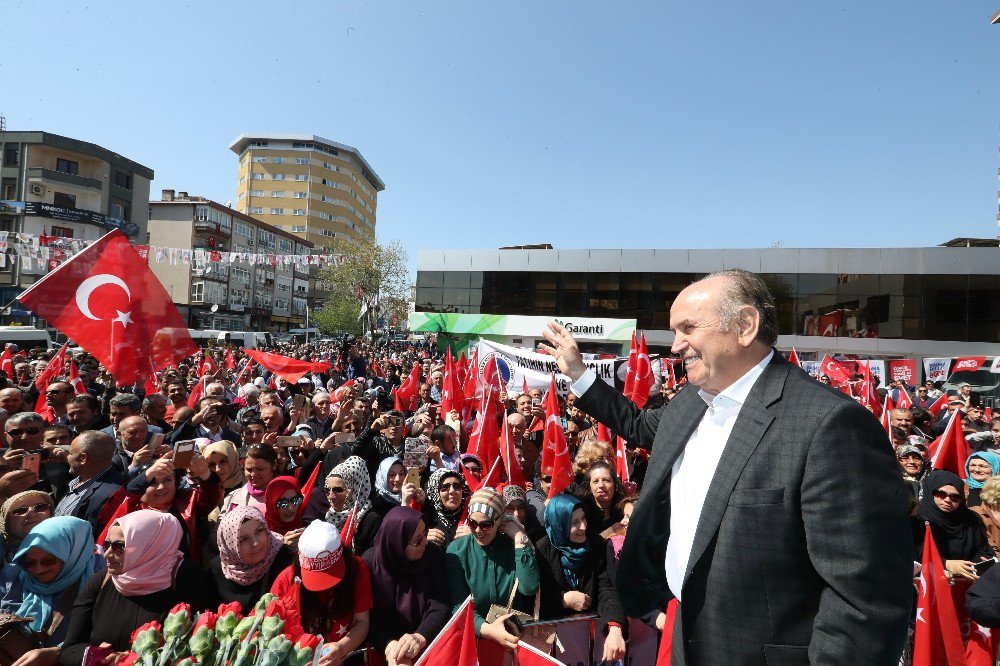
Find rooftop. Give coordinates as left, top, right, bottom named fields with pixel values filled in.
left=228, top=133, right=385, bottom=191
left=0, top=131, right=154, bottom=179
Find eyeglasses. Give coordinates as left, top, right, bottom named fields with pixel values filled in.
left=20, top=554, right=59, bottom=569
left=439, top=482, right=463, bottom=492
left=44, top=390, right=69, bottom=396
left=463, top=466, right=482, bottom=475
left=467, top=517, right=496, bottom=531
left=933, top=490, right=963, bottom=502
left=10, top=503, right=51, bottom=517
left=326, top=486, right=346, bottom=495
left=540, top=476, right=552, bottom=483
left=275, top=495, right=304, bottom=509
left=7, top=427, right=40, bottom=437
left=102, top=540, right=126, bottom=554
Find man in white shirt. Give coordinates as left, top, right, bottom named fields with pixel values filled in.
left=541, top=269, right=912, bottom=666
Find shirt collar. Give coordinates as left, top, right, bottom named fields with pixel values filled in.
left=698, top=350, right=775, bottom=410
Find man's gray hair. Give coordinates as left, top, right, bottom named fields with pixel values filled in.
left=75, top=430, right=116, bottom=460
left=705, top=269, right=780, bottom=347
left=7, top=411, right=45, bottom=428
left=109, top=392, right=141, bottom=410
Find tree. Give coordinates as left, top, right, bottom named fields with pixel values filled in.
left=313, top=236, right=410, bottom=335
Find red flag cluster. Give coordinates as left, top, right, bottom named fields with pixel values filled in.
left=241, top=348, right=329, bottom=383
left=541, top=375, right=573, bottom=499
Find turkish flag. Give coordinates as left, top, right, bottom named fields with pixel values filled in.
left=787, top=347, right=800, bottom=367
left=499, top=408, right=526, bottom=489
left=187, top=375, right=206, bottom=410
left=198, top=351, right=218, bottom=378
left=414, top=597, right=478, bottom=666
left=818, top=310, right=842, bottom=337
left=623, top=331, right=638, bottom=400
left=954, top=357, right=986, bottom=372
left=928, top=409, right=971, bottom=479
left=615, top=436, right=630, bottom=484
left=0, top=346, right=12, bottom=378
left=516, top=641, right=565, bottom=665
left=440, top=348, right=466, bottom=418
left=967, top=621, right=996, bottom=666
left=819, top=355, right=853, bottom=385
left=17, top=230, right=197, bottom=385
left=880, top=396, right=893, bottom=437
left=241, top=348, right=329, bottom=383
left=927, top=392, right=950, bottom=418
left=895, top=386, right=913, bottom=410
left=630, top=332, right=654, bottom=408
left=463, top=345, right=480, bottom=400
left=68, top=359, right=86, bottom=395
left=656, top=598, right=679, bottom=666
left=34, top=343, right=68, bottom=392
left=467, top=386, right=500, bottom=466
left=225, top=349, right=237, bottom=372
left=541, top=375, right=573, bottom=499
left=912, top=523, right=966, bottom=664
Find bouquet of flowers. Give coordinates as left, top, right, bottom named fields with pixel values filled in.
left=108, top=595, right=324, bottom=666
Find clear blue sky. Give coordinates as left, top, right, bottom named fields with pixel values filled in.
left=3, top=2, right=998, bottom=274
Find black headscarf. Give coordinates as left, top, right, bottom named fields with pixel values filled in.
left=364, top=506, right=439, bottom=630
left=918, top=470, right=987, bottom=561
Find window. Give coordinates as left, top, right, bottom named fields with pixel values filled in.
left=110, top=200, right=129, bottom=220
left=55, top=158, right=79, bottom=175
left=293, top=209, right=306, bottom=216
left=278, top=238, right=293, bottom=251
left=271, top=191, right=284, bottom=198
left=51, top=226, right=73, bottom=238
left=113, top=170, right=132, bottom=189
left=250, top=190, right=264, bottom=197
left=294, top=191, right=307, bottom=199
left=291, top=225, right=306, bottom=232
left=249, top=207, right=264, bottom=214
left=296, top=158, right=309, bottom=165
left=323, top=162, right=338, bottom=171
left=253, top=141, right=269, bottom=147
left=273, top=157, right=287, bottom=164
left=191, top=282, right=204, bottom=303
left=53, top=192, right=76, bottom=208
left=273, top=174, right=286, bottom=181
left=252, top=173, right=265, bottom=180
left=269, top=208, right=284, bottom=215
left=3, top=147, right=18, bottom=166
left=253, top=157, right=268, bottom=163
left=239, top=175, right=246, bottom=184
left=278, top=282, right=291, bottom=292
left=295, top=174, right=308, bottom=181
left=235, top=221, right=253, bottom=238
left=321, top=179, right=338, bottom=188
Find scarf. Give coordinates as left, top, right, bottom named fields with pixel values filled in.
left=0, top=491, right=54, bottom=561
left=245, top=481, right=267, bottom=501
left=325, top=456, right=372, bottom=528
left=264, top=476, right=303, bottom=534
left=918, top=470, right=984, bottom=561
left=217, top=506, right=283, bottom=586
left=14, top=516, right=97, bottom=632
left=112, top=509, right=184, bottom=596
left=544, top=493, right=589, bottom=590
left=203, top=440, right=245, bottom=491
left=966, top=451, right=1000, bottom=490
left=375, top=457, right=404, bottom=505
left=426, top=468, right=468, bottom=542
left=367, top=506, right=436, bottom=629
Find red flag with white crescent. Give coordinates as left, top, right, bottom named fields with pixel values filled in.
left=541, top=375, right=573, bottom=499
left=68, top=359, right=87, bottom=395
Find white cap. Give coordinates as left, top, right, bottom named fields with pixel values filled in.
left=298, top=520, right=346, bottom=591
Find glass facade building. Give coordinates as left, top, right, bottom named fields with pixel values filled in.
left=414, top=246, right=1000, bottom=356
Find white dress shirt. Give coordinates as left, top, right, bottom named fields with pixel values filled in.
left=571, top=349, right=774, bottom=601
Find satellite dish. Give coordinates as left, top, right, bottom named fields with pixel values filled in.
left=211, top=304, right=219, bottom=313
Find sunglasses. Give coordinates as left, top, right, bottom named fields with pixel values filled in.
left=467, top=517, right=496, bottom=531
left=20, top=555, right=59, bottom=569
left=7, top=427, right=40, bottom=437
left=439, top=482, right=463, bottom=492
left=10, top=503, right=51, bottom=517
left=102, top=540, right=126, bottom=554
left=464, top=466, right=482, bottom=475
left=326, top=486, right=346, bottom=495
left=933, top=490, right=963, bottom=502
left=44, top=390, right=69, bottom=396
left=275, top=495, right=304, bottom=509
left=540, top=476, right=553, bottom=483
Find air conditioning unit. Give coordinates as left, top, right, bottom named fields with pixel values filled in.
left=29, top=183, right=45, bottom=197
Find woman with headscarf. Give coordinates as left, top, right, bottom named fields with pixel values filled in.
left=57, top=510, right=209, bottom=665
left=535, top=493, right=626, bottom=663
left=362, top=507, right=450, bottom=666
left=503, top=484, right=544, bottom=543
left=424, top=468, right=470, bottom=548
left=0, top=490, right=54, bottom=563
left=919, top=470, right=993, bottom=582
left=325, top=456, right=380, bottom=555
left=896, top=444, right=930, bottom=503
left=207, top=505, right=292, bottom=614
left=264, top=476, right=305, bottom=551
left=221, top=444, right=278, bottom=515
left=445, top=487, right=538, bottom=657
left=0, top=517, right=100, bottom=664
left=966, top=451, right=1000, bottom=508
left=203, top=440, right=244, bottom=496
left=372, top=457, right=411, bottom=519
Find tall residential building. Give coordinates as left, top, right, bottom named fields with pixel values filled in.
left=229, top=134, right=384, bottom=256
left=0, top=131, right=152, bottom=320
left=148, top=190, right=313, bottom=332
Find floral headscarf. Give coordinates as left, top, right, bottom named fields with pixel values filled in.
left=427, top=468, right=469, bottom=542
left=375, top=457, right=405, bottom=505
left=217, top=505, right=283, bottom=586
left=0, top=490, right=54, bottom=560
left=325, top=456, right=372, bottom=529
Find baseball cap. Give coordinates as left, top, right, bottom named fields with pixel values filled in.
left=298, top=520, right=346, bottom=591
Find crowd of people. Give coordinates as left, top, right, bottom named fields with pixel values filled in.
left=0, top=332, right=994, bottom=665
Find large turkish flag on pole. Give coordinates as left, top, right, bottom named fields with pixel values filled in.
left=242, top=348, right=330, bottom=383
left=18, top=230, right=197, bottom=385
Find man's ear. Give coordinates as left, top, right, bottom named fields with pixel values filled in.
left=736, top=305, right=761, bottom=348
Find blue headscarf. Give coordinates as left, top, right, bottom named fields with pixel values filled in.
left=965, top=451, right=1000, bottom=490
left=544, top=493, right=589, bottom=590
left=14, top=516, right=98, bottom=632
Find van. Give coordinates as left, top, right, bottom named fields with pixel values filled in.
left=186, top=330, right=272, bottom=349
left=0, top=326, right=53, bottom=351
left=942, top=360, right=1000, bottom=407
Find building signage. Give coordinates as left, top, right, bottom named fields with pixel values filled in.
left=923, top=357, right=950, bottom=382
left=474, top=338, right=626, bottom=395
left=24, top=202, right=140, bottom=237
left=408, top=312, right=635, bottom=342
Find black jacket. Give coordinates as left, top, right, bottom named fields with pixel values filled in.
left=54, top=466, right=126, bottom=535
left=534, top=535, right=625, bottom=632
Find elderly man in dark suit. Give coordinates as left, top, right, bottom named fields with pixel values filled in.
left=541, top=269, right=912, bottom=665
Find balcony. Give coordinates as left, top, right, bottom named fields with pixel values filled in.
left=194, top=219, right=220, bottom=232
left=26, top=167, right=102, bottom=190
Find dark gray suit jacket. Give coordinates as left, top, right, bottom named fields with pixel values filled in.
left=576, top=352, right=912, bottom=665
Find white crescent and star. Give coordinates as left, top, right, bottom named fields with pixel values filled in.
left=75, top=274, right=132, bottom=328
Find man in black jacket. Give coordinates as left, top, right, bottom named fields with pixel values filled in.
left=55, top=431, right=125, bottom=535
left=541, top=269, right=912, bottom=665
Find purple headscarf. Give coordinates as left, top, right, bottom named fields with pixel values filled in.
left=365, top=506, right=437, bottom=630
